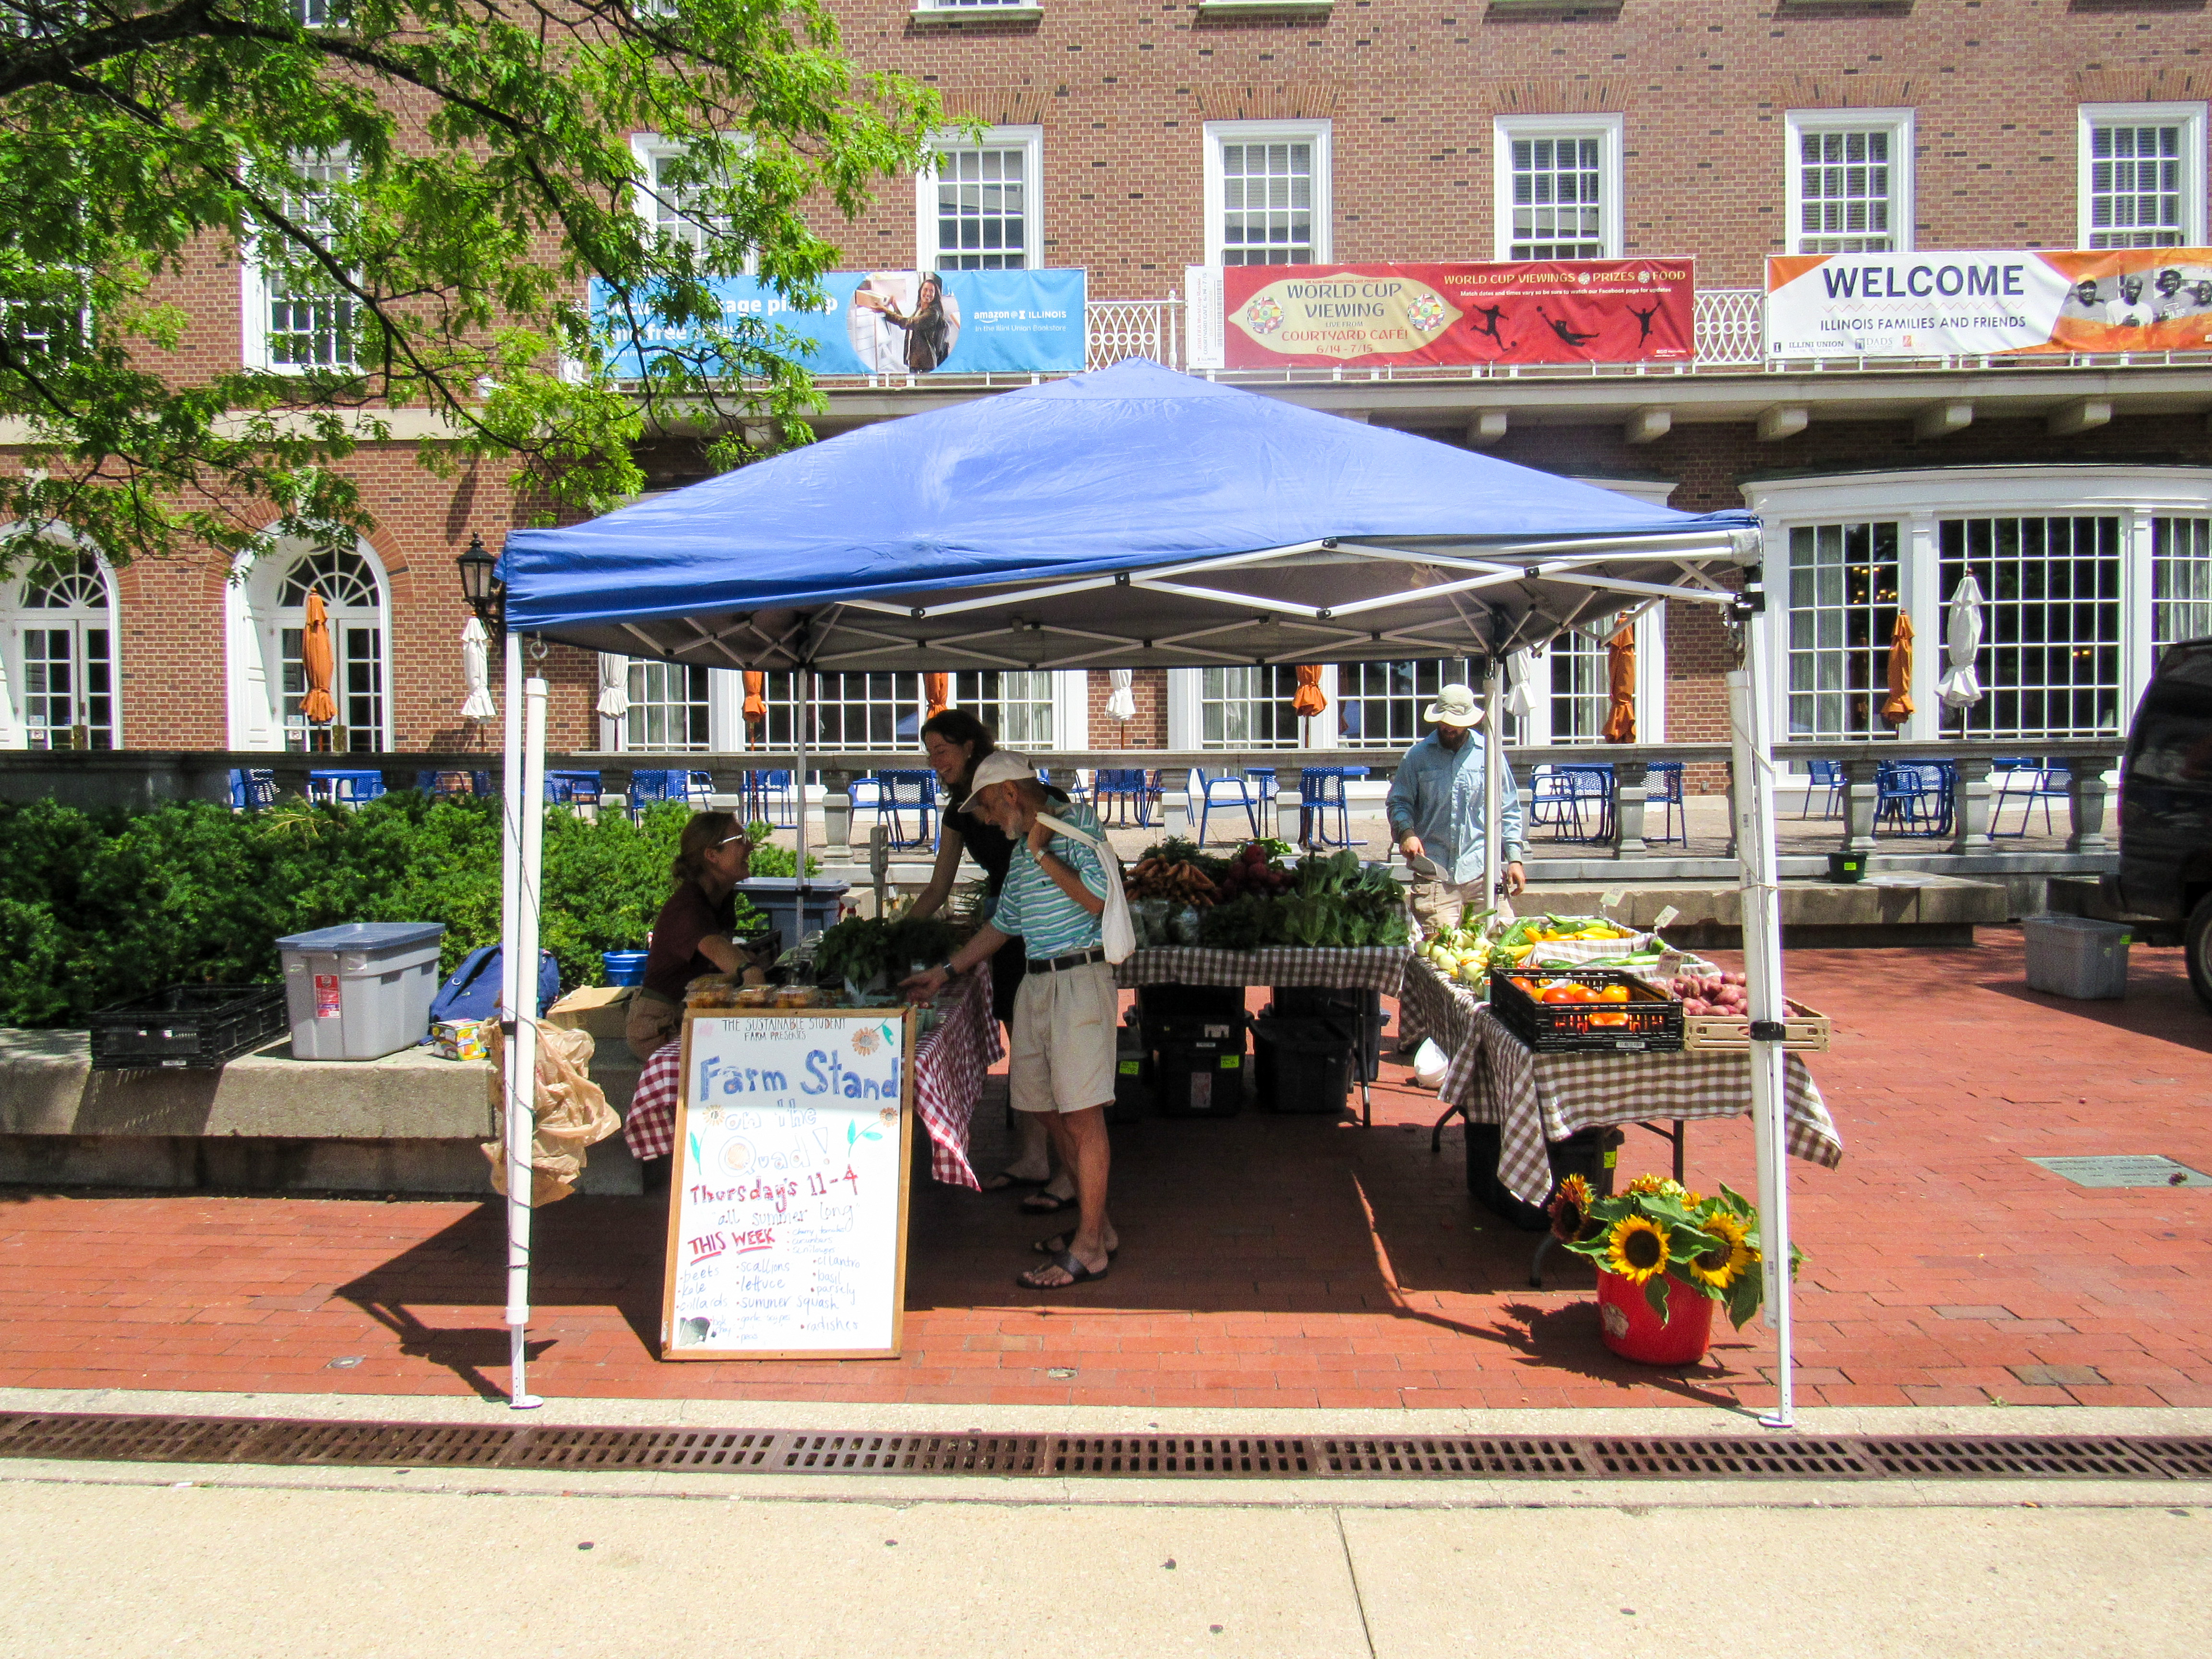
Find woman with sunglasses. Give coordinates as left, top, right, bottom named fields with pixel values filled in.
left=625, top=810, right=763, bottom=1063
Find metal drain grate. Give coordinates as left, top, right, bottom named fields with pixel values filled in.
left=1320, top=1438, right=1592, bottom=1479
left=1053, top=1436, right=1313, bottom=1477
left=0, top=1414, right=2207, bottom=1484
left=1863, top=1437, right=2178, bottom=1479
left=777, top=1433, right=1047, bottom=1475
left=1587, top=1437, right=1880, bottom=1480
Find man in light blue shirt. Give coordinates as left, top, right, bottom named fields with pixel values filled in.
left=1386, top=682, right=1527, bottom=938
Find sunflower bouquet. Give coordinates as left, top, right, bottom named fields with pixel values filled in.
left=1546, top=1173, right=1794, bottom=1329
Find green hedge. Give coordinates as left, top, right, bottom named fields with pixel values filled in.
left=0, top=794, right=805, bottom=1029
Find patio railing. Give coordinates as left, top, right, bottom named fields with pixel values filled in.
left=3, top=739, right=2125, bottom=875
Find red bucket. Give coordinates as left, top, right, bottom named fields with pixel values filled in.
left=1597, top=1270, right=1716, bottom=1366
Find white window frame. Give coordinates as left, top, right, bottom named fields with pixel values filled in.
left=2078, top=102, right=2208, bottom=250
left=1492, top=113, right=1623, bottom=263
left=1785, top=107, right=1914, bottom=256
left=629, top=132, right=756, bottom=271
left=224, top=535, right=394, bottom=753
left=239, top=150, right=361, bottom=373
left=1202, top=120, right=1333, bottom=268
left=0, top=539, right=121, bottom=752
left=1744, top=466, right=2212, bottom=750
left=915, top=126, right=1043, bottom=271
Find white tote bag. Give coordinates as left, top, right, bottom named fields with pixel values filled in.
left=1035, top=813, right=1136, bottom=965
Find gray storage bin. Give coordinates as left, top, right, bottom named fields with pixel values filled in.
left=277, top=922, right=448, bottom=1059
left=2022, top=915, right=2130, bottom=1001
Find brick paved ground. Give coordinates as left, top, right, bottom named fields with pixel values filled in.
left=1, top=929, right=2205, bottom=1410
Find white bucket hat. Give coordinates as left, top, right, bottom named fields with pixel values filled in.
left=1421, top=683, right=1483, bottom=728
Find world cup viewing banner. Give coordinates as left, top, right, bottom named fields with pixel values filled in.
left=1765, top=248, right=2212, bottom=359
left=593, top=269, right=1088, bottom=379
left=1207, top=260, right=1695, bottom=369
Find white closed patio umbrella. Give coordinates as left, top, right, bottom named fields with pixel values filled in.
left=1505, top=649, right=1537, bottom=721
left=596, top=651, right=630, bottom=720
left=1105, top=666, right=1136, bottom=722
left=1937, top=574, right=1986, bottom=711
left=459, top=616, right=496, bottom=720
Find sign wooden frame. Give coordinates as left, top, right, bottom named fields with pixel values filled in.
left=658, top=1004, right=915, bottom=1361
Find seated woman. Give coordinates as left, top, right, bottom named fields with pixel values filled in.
left=625, top=810, right=766, bottom=1065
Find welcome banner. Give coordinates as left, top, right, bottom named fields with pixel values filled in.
left=593, top=269, right=1088, bottom=378
left=1766, top=248, right=2212, bottom=359
left=1191, top=260, right=1695, bottom=369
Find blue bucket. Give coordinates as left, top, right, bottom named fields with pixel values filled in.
left=601, top=950, right=649, bottom=987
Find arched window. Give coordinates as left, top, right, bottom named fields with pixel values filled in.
left=276, top=547, right=384, bottom=752
left=4, top=552, right=117, bottom=749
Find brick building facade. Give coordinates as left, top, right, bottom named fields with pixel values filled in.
left=5, top=1, right=2211, bottom=767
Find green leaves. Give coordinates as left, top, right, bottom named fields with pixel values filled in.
left=0, top=0, right=942, bottom=575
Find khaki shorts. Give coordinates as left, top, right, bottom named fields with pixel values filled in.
left=1408, top=876, right=1491, bottom=938
left=1009, top=959, right=1118, bottom=1115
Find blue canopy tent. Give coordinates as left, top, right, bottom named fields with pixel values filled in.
left=485, top=359, right=1803, bottom=1426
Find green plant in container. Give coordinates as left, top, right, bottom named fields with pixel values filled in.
left=1548, top=1173, right=1798, bottom=1331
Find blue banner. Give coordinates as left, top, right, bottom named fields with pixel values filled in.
left=593, top=269, right=1088, bottom=377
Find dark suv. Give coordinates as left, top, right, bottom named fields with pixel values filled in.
left=2116, top=636, right=2212, bottom=1010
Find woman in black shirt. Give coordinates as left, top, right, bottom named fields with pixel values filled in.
left=908, top=709, right=1073, bottom=1205
left=625, top=811, right=755, bottom=1064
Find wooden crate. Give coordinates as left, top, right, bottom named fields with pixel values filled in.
left=1680, top=999, right=1831, bottom=1054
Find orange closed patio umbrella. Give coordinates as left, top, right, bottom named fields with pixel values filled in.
left=1601, top=623, right=1636, bottom=744
left=1881, top=613, right=1915, bottom=728
left=299, top=591, right=337, bottom=725
left=742, top=671, right=766, bottom=728
left=1291, top=664, right=1327, bottom=716
left=923, top=672, right=950, bottom=719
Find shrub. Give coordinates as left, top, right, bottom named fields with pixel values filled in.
left=0, top=793, right=769, bottom=1027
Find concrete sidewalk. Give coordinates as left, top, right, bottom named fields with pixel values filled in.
left=2, top=1387, right=2207, bottom=1659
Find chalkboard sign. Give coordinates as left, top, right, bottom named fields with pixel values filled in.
left=660, top=1007, right=914, bottom=1360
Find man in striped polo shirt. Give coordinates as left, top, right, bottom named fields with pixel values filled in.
left=903, top=751, right=1118, bottom=1289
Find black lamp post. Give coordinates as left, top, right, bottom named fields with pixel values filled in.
left=456, top=532, right=504, bottom=642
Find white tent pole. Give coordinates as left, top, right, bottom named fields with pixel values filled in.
left=1480, top=657, right=1503, bottom=920
left=506, top=661, right=549, bottom=1411
left=499, top=633, right=522, bottom=1060
left=1729, top=619, right=1794, bottom=1430
left=793, top=665, right=812, bottom=940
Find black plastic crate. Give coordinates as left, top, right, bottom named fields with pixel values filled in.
left=1465, top=1123, right=1626, bottom=1230
left=1154, top=1035, right=1244, bottom=1118
left=1487, top=968, right=1682, bottom=1054
left=1253, top=1017, right=1356, bottom=1115
left=1109, top=1023, right=1149, bottom=1124
left=87, top=984, right=288, bottom=1070
left=1270, top=986, right=1386, bottom=1083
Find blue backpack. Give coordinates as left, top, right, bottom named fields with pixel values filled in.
left=429, top=945, right=562, bottom=1024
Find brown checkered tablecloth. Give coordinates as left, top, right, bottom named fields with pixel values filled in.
left=1397, top=954, right=1484, bottom=1056
left=1116, top=946, right=1411, bottom=993
left=1440, top=1004, right=1843, bottom=1205
left=622, top=969, right=1002, bottom=1189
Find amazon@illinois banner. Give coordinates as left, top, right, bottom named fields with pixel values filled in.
left=1766, top=248, right=2212, bottom=359
left=1189, top=260, right=1695, bottom=369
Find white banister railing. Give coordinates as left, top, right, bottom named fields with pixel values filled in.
left=1693, top=288, right=1765, bottom=366
left=1086, top=296, right=1184, bottom=370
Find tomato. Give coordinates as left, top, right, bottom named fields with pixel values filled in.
left=1589, top=1010, right=1629, bottom=1027
left=1539, top=985, right=1576, bottom=1004
left=1598, top=985, right=1631, bottom=1004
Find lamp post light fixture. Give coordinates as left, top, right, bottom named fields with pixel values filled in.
left=457, top=531, right=505, bottom=641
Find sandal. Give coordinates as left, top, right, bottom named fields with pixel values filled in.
left=1033, top=1232, right=1119, bottom=1258
left=1020, top=1189, right=1076, bottom=1214
left=980, top=1169, right=1046, bottom=1192
left=1018, top=1249, right=1108, bottom=1290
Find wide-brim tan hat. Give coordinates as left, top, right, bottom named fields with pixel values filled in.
left=960, top=749, right=1037, bottom=811
left=1422, top=684, right=1483, bottom=727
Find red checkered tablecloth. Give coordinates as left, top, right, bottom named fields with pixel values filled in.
left=1116, top=946, right=1410, bottom=993
left=621, top=970, right=1002, bottom=1189
left=1440, top=1004, right=1843, bottom=1205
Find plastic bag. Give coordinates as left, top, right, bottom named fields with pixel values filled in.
left=1411, top=1038, right=1450, bottom=1091
left=482, top=1020, right=621, bottom=1205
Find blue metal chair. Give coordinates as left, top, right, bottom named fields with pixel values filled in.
left=228, top=768, right=276, bottom=810
left=1646, top=761, right=1687, bottom=847
left=544, top=769, right=602, bottom=811
left=1297, top=766, right=1368, bottom=849
left=1563, top=763, right=1616, bottom=843
left=1194, top=767, right=1260, bottom=844
left=416, top=769, right=490, bottom=800
left=1875, top=762, right=1949, bottom=837
left=1527, top=766, right=1580, bottom=841
left=1094, top=767, right=1154, bottom=828
left=744, top=769, right=795, bottom=827
left=1993, top=759, right=2068, bottom=837
left=1799, top=758, right=1843, bottom=819
left=874, top=769, right=940, bottom=848
left=308, top=768, right=385, bottom=807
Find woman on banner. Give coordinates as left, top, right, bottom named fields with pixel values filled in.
left=870, top=272, right=953, bottom=373
left=907, top=709, right=1078, bottom=1212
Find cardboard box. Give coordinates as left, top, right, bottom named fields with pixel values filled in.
left=546, top=984, right=634, bottom=1046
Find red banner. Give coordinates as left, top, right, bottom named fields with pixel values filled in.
left=1218, top=260, right=1695, bottom=369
